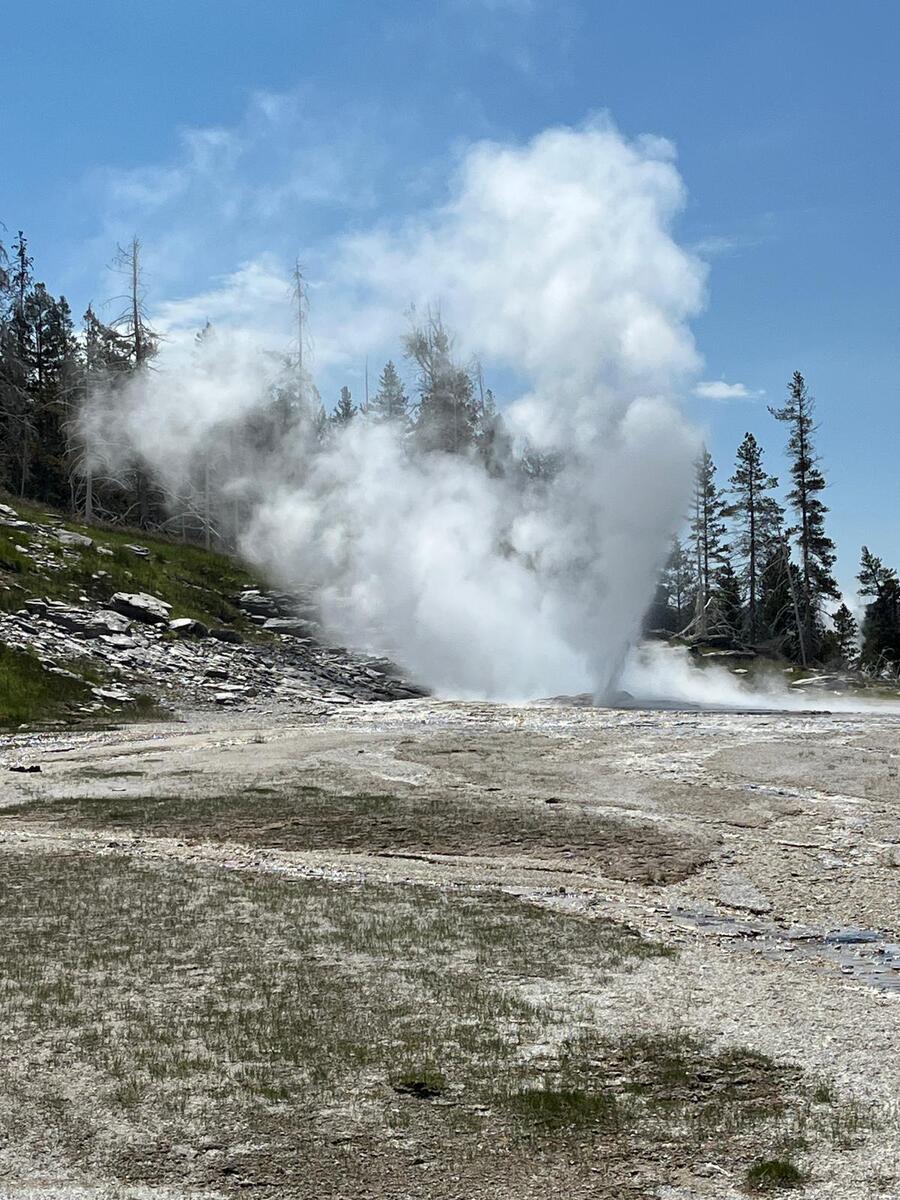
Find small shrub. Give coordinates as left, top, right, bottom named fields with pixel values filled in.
left=746, top=1158, right=806, bottom=1191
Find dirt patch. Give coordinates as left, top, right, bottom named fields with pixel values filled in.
left=709, top=740, right=900, bottom=804
left=7, top=783, right=715, bottom=884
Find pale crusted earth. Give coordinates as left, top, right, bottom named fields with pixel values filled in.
left=1, top=697, right=898, bottom=1199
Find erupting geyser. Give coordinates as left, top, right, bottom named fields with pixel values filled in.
left=81, top=119, right=707, bottom=700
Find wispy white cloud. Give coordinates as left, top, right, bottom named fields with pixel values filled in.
left=691, top=233, right=749, bottom=258
left=693, top=379, right=763, bottom=402
left=81, top=87, right=406, bottom=306
left=86, top=92, right=708, bottom=412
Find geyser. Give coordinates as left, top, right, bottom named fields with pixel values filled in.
left=81, top=119, right=708, bottom=700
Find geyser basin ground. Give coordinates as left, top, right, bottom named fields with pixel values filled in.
left=2, top=698, right=899, bottom=1198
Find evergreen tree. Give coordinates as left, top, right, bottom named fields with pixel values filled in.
left=728, top=432, right=783, bottom=641
left=857, top=546, right=900, bottom=670
left=713, top=560, right=744, bottom=639
left=474, top=388, right=513, bottom=477
left=27, top=287, right=77, bottom=506
left=0, top=231, right=35, bottom=494
left=518, top=441, right=563, bottom=484
left=404, top=311, right=477, bottom=453
left=643, top=582, right=676, bottom=635
left=689, top=447, right=729, bottom=636
left=659, top=536, right=695, bottom=630
left=758, top=542, right=803, bottom=658
left=769, top=372, right=837, bottom=659
left=75, top=304, right=132, bottom=521
left=370, top=360, right=408, bottom=424
left=831, top=603, right=859, bottom=666
left=332, top=385, right=357, bottom=425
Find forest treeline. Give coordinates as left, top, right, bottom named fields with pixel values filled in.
left=648, top=372, right=898, bottom=675
left=1, top=230, right=897, bottom=675
left=0, top=232, right=526, bottom=530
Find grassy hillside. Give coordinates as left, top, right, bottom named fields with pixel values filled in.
left=0, top=496, right=263, bottom=629
left=0, top=496, right=272, bottom=727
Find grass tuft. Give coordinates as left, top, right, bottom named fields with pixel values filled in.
left=745, top=1157, right=806, bottom=1191
left=509, top=1085, right=623, bottom=1131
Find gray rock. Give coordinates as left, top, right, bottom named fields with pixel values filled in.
left=92, top=610, right=132, bottom=636
left=236, top=590, right=279, bottom=617
left=56, top=530, right=94, bottom=550
left=124, top=543, right=151, bottom=559
left=42, top=608, right=93, bottom=635
left=262, top=616, right=320, bottom=637
left=716, top=873, right=773, bottom=915
left=109, top=591, right=172, bottom=625
left=100, top=633, right=136, bottom=650
left=209, top=627, right=244, bottom=645
left=40, top=606, right=132, bottom=639
left=169, top=617, right=209, bottom=638
left=91, top=687, right=136, bottom=704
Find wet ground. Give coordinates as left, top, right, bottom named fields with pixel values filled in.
left=1, top=697, right=898, bottom=1198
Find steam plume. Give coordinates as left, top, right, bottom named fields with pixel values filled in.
left=83, top=120, right=708, bottom=700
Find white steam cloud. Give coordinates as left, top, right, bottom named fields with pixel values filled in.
left=83, top=120, right=708, bottom=701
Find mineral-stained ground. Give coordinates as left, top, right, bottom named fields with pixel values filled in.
left=1, top=698, right=898, bottom=1199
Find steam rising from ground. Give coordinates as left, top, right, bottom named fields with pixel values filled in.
left=84, top=121, right=710, bottom=700
left=622, top=642, right=900, bottom=714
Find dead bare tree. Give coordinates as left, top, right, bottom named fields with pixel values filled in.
left=110, top=237, right=160, bottom=528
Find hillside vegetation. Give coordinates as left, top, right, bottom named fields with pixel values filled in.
left=0, top=496, right=268, bottom=726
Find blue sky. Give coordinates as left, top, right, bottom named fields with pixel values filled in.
left=5, top=0, right=899, bottom=596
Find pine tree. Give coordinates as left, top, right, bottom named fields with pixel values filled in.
left=473, top=387, right=513, bottom=477
left=0, top=231, right=36, bottom=495
left=370, top=360, right=408, bottom=424
left=769, top=372, right=837, bottom=658
left=689, top=447, right=729, bottom=636
left=728, top=432, right=783, bottom=641
left=27, top=287, right=77, bottom=506
left=857, top=547, right=900, bottom=670
left=758, top=543, right=802, bottom=658
left=404, top=311, right=477, bottom=454
left=332, top=385, right=357, bottom=425
left=713, top=560, right=744, bottom=639
left=660, top=536, right=695, bottom=630
left=831, top=603, right=859, bottom=666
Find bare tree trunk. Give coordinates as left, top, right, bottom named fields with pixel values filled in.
left=203, top=457, right=212, bottom=550
left=84, top=461, right=94, bottom=523
left=782, top=536, right=807, bottom=668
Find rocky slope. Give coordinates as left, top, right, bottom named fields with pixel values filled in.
left=0, top=499, right=426, bottom=723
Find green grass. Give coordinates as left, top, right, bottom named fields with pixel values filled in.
left=509, top=1085, right=626, bottom=1131
left=0, top=848, right=876, bottom=1193
left=0, top=494, right=264, bottom=631
left=0, top=851, right=671, bottom=1180
left=0, top=643, right=92, bottom=724
left=0, top=493, right=267, bottom=725
left=0, top=642, right=165, bottom=728
left=745, top=1158, right=807, bottom=1191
